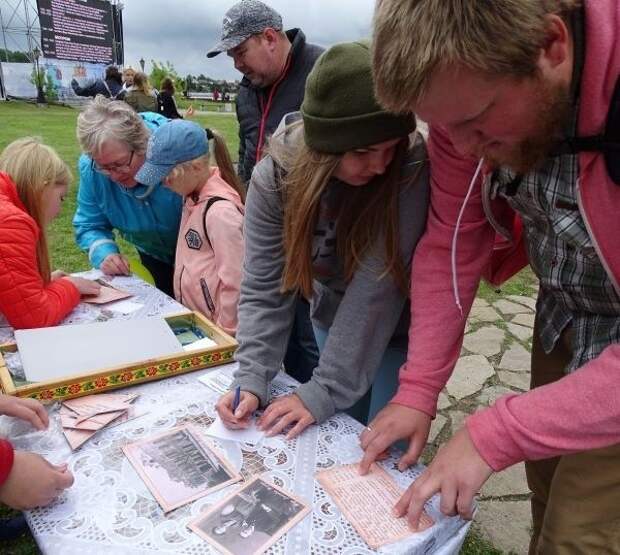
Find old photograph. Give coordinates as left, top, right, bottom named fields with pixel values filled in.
left=189, top=476, right=310, bottom=554
left=123, top=424, right=241, bottom=512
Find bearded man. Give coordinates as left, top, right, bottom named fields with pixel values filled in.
left=360, top=1, right=620, bottom=552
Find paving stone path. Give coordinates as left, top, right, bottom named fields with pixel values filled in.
left=421, top=294, right=537, bottom=554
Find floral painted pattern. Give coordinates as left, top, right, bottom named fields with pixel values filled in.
left=22, top=348, right=236, bottom=403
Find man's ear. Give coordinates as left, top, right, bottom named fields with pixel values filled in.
left=262, top=28, right=280, bottom=50
left=538, top=14, right=571, bottom=73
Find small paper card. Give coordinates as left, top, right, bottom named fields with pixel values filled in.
left=62, top=406, right=144, bottom=449
left=123, top=424, right=241, bottom=513
left=82, top=279, right=132, bottom=305
left=188, top=475, right=310, bottom=555
left=183, top=336, right=218, bottom=352
left=62, top=392, right=138, bottom=417
left=198, top=371, right=234, bottom=394
left=315, top=463, right=434, bottom=549
left=205, top=416, right=265, bottom=446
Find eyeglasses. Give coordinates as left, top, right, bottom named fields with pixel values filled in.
left=91, top=150, right=135, bottom=175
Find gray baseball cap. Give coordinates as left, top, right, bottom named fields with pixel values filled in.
left=206, top=0, right=283, bottom=58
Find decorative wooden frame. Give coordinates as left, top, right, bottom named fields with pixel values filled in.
left=0, top=311, right=237, bottom=403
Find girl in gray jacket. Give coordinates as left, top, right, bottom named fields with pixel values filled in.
left=216, top=41, right=429, bottom=439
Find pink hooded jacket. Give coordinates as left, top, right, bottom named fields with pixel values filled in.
left=393, top=0, right=620, bottom=471
left=174, top=168, right=244, bottom=336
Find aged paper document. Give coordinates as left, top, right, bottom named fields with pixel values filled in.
left=315, top=463, right=434, bottom=549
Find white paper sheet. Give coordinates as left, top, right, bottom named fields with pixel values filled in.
left=183, top=336, right=218, bottom=352
left=106, top=299, right=144, bottom=314
left=204, top=415, right=265, bottom=446
left=17, top=317, right=184, bottom=382
left=198, top=371, right=234, bottom=394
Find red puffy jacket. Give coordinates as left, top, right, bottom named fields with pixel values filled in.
left=0, top=172, right=80, bottom=329
left=0, top=438, right=13, bottom=486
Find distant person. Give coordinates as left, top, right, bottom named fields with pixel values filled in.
left=122, top=67, right=136, bottom=92
left=136, top=120, right=245, bottom=335
left=213, top=89, right=220, bottom=102
left=71, top=65, right=125, bottom=100
left=124, top=72, right=158, bottom=113
left=74, top=96, right=182, bottom=296
left=207, top=0, right=323, bottom=383
left=158, top=77, right=183, bottom=119
left=207, top=0, right=324, bottom=184
left=0, top=138, right=100, bottom=330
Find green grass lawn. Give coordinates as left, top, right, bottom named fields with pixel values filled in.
left=0, top=99, right=514, bottom=554
left=0, top=99, right=240, bottom=274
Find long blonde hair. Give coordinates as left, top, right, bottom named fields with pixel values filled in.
left=0, top=137, right=71, bottom=283
left=275, top=122, right=411, bottom=299
left=167, top=129, right=245, bottom=203
left=132, top=72, right=152, bottom=96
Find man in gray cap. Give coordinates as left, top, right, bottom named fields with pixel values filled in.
left=208, top=0, right=322, bottom=386
left=207, top=0, right=323, bottom=183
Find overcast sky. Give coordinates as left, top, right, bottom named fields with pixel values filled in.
left=122, top=0, right=376, bottom=81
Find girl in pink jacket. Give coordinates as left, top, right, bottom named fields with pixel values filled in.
left=136, top=120, right=245, bottom=335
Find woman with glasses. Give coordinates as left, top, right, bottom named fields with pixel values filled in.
left=73, top=95, right=182, bottom=296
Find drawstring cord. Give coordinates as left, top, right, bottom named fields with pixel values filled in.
left=451, top=158, right=485, bottom=315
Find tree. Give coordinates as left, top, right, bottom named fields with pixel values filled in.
left=149, top=60, right=184, bottom=92
left=0, top=48, right=29, bottom=63
left=29, top=66, right=58, bottom=102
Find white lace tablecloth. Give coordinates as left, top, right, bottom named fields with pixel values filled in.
left=0, top=274, right=471, bottom=554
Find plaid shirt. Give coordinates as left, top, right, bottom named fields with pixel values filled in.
left=492, top=151, right=620, bottom=373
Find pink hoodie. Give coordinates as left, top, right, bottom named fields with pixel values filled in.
left=393, top=0, right=620, bottom=471
left=174, top=168, right=244, bottom=336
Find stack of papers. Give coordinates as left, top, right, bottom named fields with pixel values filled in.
left=61, top=392, right=144, bottom=450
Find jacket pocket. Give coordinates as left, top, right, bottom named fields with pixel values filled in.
left=200, top=278, right=216, bottom=314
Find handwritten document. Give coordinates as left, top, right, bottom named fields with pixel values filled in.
left=315, top=463, right=434, bottom=549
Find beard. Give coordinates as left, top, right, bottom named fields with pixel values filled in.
left=484, top=79, right=573, bottom=174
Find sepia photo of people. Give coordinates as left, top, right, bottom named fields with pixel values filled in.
left=189, top=476, right=310, bottom=554
left=123, top=424, right=241, bottom=512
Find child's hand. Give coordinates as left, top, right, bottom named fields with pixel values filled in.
left=258, top=394, right=315, bottom=439
left=0, top=452, right=74, bottom=509
left=185, top=104, right=195, bottom=117
left=51, top=270, right=67, bottom=280
left=0, top=395, right=48, bottom=430
left=215, top=389, right=259, bottom=429
left=66, top=276, right=101, bottom=296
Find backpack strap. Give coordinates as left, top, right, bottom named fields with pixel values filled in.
left=552, top=75, right=620, bottom=184
left=102, top=79, right=122, bottom=100
left=202, top=196, right=243, bottom=249
left=102, top=80, right=113, bottom=98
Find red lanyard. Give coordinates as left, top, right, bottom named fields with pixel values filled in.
left=255, top=53, right=293, bottom=164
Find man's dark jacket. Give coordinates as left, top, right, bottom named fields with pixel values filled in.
left=235, top=28, right=324, bottom=183
left=71, top=78, right=125, bottom=100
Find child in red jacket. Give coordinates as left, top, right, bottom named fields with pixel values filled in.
left=0, top=138, right=100, bottom=329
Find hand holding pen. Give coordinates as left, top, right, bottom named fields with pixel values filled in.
left=215, top=385, right=259, bottom=429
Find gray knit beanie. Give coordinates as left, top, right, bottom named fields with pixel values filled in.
left=301, top=41, right=416, bottom=153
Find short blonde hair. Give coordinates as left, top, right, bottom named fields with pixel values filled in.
left=372, top=0, right=581, bottom=113
left=0, top=137, right=71, bottom=282
left=76, top=95, right=150, bottom=158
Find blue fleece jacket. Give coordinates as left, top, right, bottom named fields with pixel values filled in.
left=73, top=112, right=182, bottom=268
